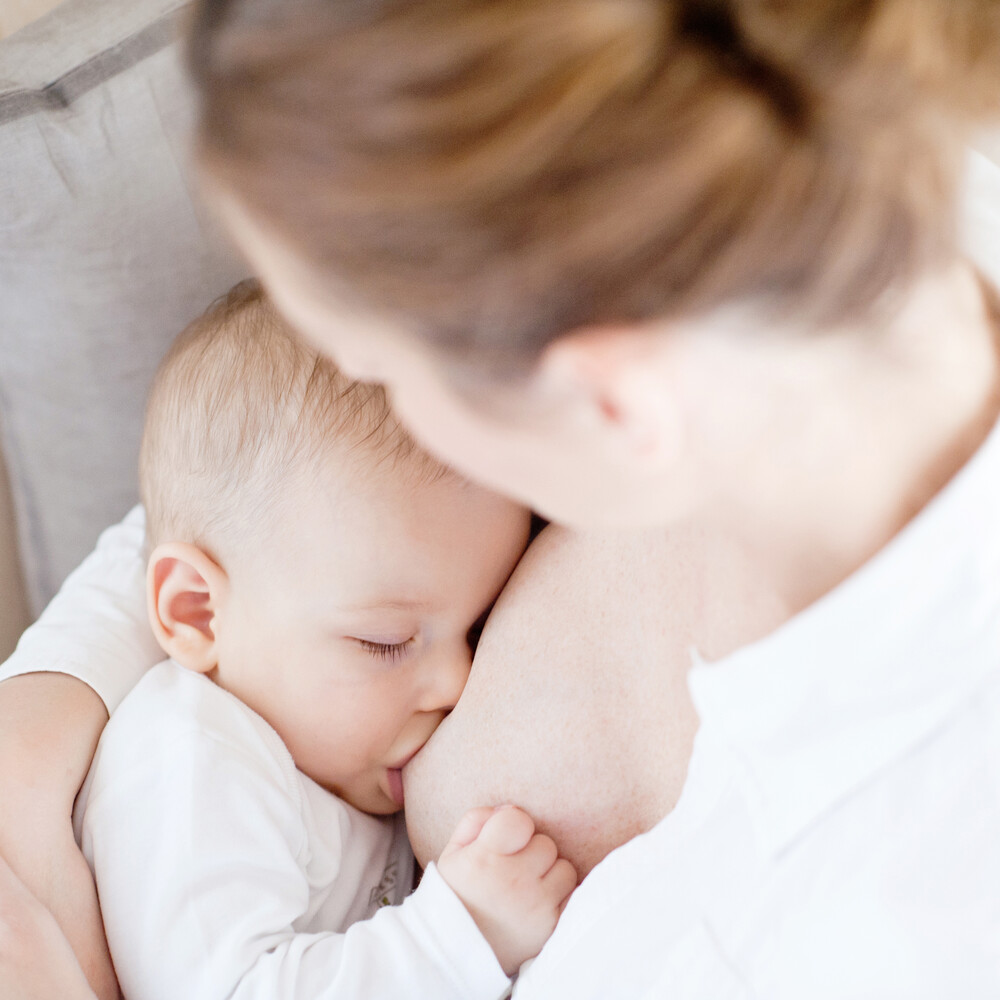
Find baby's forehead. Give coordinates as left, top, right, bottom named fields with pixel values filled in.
left=301, top=432, right=452, bottom=503
left=254, top=450, right=472, bottom=589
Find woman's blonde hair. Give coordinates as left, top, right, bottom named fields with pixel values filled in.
left=190, top=0, right=1000, bottom=374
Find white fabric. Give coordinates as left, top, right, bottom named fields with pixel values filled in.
left=514, top=419, right=1000, bottom=999
left=74, top=660, right=510, bottom=1000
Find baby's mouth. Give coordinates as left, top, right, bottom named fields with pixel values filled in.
left=385, top=745, right=424, bottom=807
left=385, top=767, right=405, bottom=807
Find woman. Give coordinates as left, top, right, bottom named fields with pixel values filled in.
left=2, top=1, right=999, bottom=997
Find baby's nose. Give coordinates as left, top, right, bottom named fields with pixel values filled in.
left=423, top=643, right=473, bottom=713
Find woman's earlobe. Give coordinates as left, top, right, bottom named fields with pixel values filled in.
left=540, top=325, right=682, bottom=464
left=146, top=543, right=228, bottom=673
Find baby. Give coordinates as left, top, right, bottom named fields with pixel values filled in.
left=72, top=280, right=576, bottom=1000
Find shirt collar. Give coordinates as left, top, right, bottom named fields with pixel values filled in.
left=688, top=416, right=1000, bottom=856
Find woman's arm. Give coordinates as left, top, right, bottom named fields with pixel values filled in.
left=0, top=506, right=162, bottom=1000
left=404, top=523, right=787, bottom=875
left=0, top=853, right=98, bottom=1000
left=0, top=675, right=116, bottom=1000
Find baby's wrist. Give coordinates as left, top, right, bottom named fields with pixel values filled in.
left=436, top=805, right=577, bottom=974
left=438, top=880, right=534, bottom=975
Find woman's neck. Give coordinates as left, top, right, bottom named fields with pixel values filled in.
left=691, top=261, right=1000, bottom=617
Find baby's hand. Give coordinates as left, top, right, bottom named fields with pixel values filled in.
left=436, top=805, right=578, bottom=976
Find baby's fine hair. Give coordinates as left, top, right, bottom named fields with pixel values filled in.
left=139, top=279, right=434, bottom=554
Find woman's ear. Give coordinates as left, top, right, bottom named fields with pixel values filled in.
left=146, top=542, right=229, bottom=673
left=539, top=325, right=682, bottom=465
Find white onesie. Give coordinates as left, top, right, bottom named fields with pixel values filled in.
left=73, top=659, right=510, bottom=1000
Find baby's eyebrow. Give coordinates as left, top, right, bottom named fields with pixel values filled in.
left=336, top=598, right=432, bottom=614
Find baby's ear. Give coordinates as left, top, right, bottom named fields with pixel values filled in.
left=147, top=542, right=229, bottom=673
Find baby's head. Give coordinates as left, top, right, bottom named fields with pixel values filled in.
left=140, top=280, right=530, bottom=814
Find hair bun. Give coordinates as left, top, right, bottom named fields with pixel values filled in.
left=193, top=0, right=999, bottom=364
left=724, top=0, right=1000, bottom=130
left=863, top=0, right=1000, bottom=119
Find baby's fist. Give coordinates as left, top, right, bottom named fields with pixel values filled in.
left=437, top=805, right=578, bottom=975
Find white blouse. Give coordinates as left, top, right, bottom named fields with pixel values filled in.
left=515, top=417, right=1000, bottom=998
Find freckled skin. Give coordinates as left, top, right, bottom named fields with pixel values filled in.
left=404, top=523, right=788, bottom=876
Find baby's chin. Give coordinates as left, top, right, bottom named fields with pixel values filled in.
left=308, top=774, right=402, bottom=817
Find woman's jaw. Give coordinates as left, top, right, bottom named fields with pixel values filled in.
left=216, top=191, right=708, bottom=529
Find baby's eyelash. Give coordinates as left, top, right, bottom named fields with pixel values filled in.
left=357, top=639, right=412, bottom=662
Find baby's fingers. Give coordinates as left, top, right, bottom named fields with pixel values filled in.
left=543, top=857, right=579, bottom=911
left=476, top=805, right=535, bottom=855
left=517, top=833, right=559, bottom=876
left=443, top=807, right=497, bottom=853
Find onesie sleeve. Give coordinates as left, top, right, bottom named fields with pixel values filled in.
left=0, top=505, right=161, bottom=714
left=80, top=672, right=511, bottom=1000
left=344, top=861, right=514, bottom=1000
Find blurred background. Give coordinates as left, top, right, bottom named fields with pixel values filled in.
left=0, top=0, right=61, bottom=39
left=0, top=0, right=64, bottom=658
